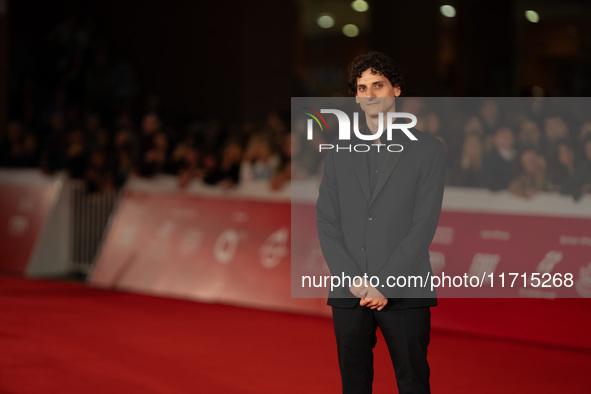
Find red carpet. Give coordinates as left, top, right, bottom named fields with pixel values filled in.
left=1, top=275, right=589, bottom=393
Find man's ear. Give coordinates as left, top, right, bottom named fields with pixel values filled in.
left=394, top=84, right=401, bottom=97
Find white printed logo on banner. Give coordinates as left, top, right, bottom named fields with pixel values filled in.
left=304, top=240, right=330, bottom=275
left=157, top=220, right=175, bottom=238
left=172, top=208, right=198, bottom=219
left=480, top=230, right=510, bottom=240
left=559, top=236, right=591, bottom=246
left=214, top=229, right=240, bottom=264
left=8, top=215, right=29, bottom=236
left=231, top=211, right=249, bottom=223
left=259, top=227, right=289, bottom=269
left=536, top=251, right=562, bottom=274
left=575, top=262, right=591, bottom=298
left=468, top=253, right=500, bottom=285
left=429, top=251, right=446, bottom=275
left=432, top=227, right=454, bottom=244
left=178, top=229, right=203, bottom=257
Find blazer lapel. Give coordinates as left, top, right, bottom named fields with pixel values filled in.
left=352, top=149, right=372, bottom=203
left=350, top=117, right=410, bottom=205
left=370, top=139, right=406, bottom=206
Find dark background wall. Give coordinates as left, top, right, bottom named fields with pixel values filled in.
left=93, top=0, right=297, bottom=123
left=6, top=0, right=296, bottom=125
left=0, top=0, right=7, bottom=130
left=4, top=0, right=591, bottom=127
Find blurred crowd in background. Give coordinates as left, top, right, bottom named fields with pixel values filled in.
left=290, top=97, right=591, bottom=201
left=2, top=11, right=293, bottom=193
left=2, top=11, right=591, bottom=201
left=399, top=97, right=591, bottom=200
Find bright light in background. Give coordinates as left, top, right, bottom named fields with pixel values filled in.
left=317, top=14, right=335, bottom=29
left=351, top=0, right=369, bottom=13
left=525, top=10, right=539, bottom=23
left=342, top=24, right=359, bottom=37
left=440, top=5, right=456, bottom=18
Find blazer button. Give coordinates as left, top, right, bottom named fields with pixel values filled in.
left=361, top=245, right=366, bottom=251
left=368, top=216, right=373, bottom=221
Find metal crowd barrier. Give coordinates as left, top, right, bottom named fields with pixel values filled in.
left=69, top=181, right=118, bottom=275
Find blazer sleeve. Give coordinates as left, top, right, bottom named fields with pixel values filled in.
left=377, top=139, right=446, bottom=298
left=316, top=150, right=364, bottom=280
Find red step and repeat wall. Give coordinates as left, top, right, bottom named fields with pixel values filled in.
left=89, top=178, right=591, bottom=349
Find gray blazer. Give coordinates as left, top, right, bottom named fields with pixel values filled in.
left=316, top=127, right=446, bottom=310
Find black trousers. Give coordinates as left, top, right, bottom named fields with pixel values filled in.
left=332, top=305, right=431, bottom=394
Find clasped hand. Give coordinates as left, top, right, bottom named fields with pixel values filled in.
left=349, top=280, right=388, bottom=311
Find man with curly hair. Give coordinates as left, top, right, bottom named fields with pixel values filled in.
left=316, top=51, right=445, bottom=393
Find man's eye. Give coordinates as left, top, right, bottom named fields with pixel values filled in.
left=359, top=87, right=366, bottom=91
left=375, top=83, right=382, bottom=88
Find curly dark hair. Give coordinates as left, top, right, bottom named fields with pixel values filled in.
left=347, top=51, right=405, bottom=96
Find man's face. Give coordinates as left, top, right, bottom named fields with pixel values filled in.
left=355, top=68, right=400, bottom=116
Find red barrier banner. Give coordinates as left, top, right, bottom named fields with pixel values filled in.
left=91, top=184, right=591, bottom=305
left=90, top=189, right=327, bottom=314
left=0, top=171, right=59, bottom=274
left=431, top=210, right=591, bottom=298
left=292, top=204, right=591, bottom=299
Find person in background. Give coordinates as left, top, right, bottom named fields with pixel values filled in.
left=508, top=149, right=546, bottom=198
left=477, top=99, right=500, bottom=137
left=546, top=140, right=578, bottom=197
left=138, top=112, right=162, bottom=157
left=270, top=133, right=291, bottom=191
left=113, top=128, right=136, bottom=188
left=462, top=116, right=484, bottom=135
left=570, top=137, right=591, bottom=199
left=448, top=133, right=484, bottom=187
left=85, top=150, right=113, bottom=193
left=291, top=121, right=326, bottom=179
left=417, top=112, right=440, bottom=137
left=64, top=128, right=87, bottom=179
left=578, top=121, right=591, bottom=142
left=20, top=133, right=40, bottom=168
left=176, top=143, right=203, bottom=189
left=543, top=115, right=569, bottom=157
left=84, top=112, right=110, bottom=152
left=204, top=141, right=243, bottom=189
left=482, top=126, right=517, bottom=191
left=0, top=121, right=40, bottom=168
left=40, top=111, right=69, bottom=174
left=137, top=131, right=172, bottom=178
left=240, top=133, right=279, bottom=184
left=265, top=110, right=289, bottom=153
left=517, top=119, right=542, bottom=151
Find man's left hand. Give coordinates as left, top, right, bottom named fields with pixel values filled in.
left=359, top=287, right=388, bottom=311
